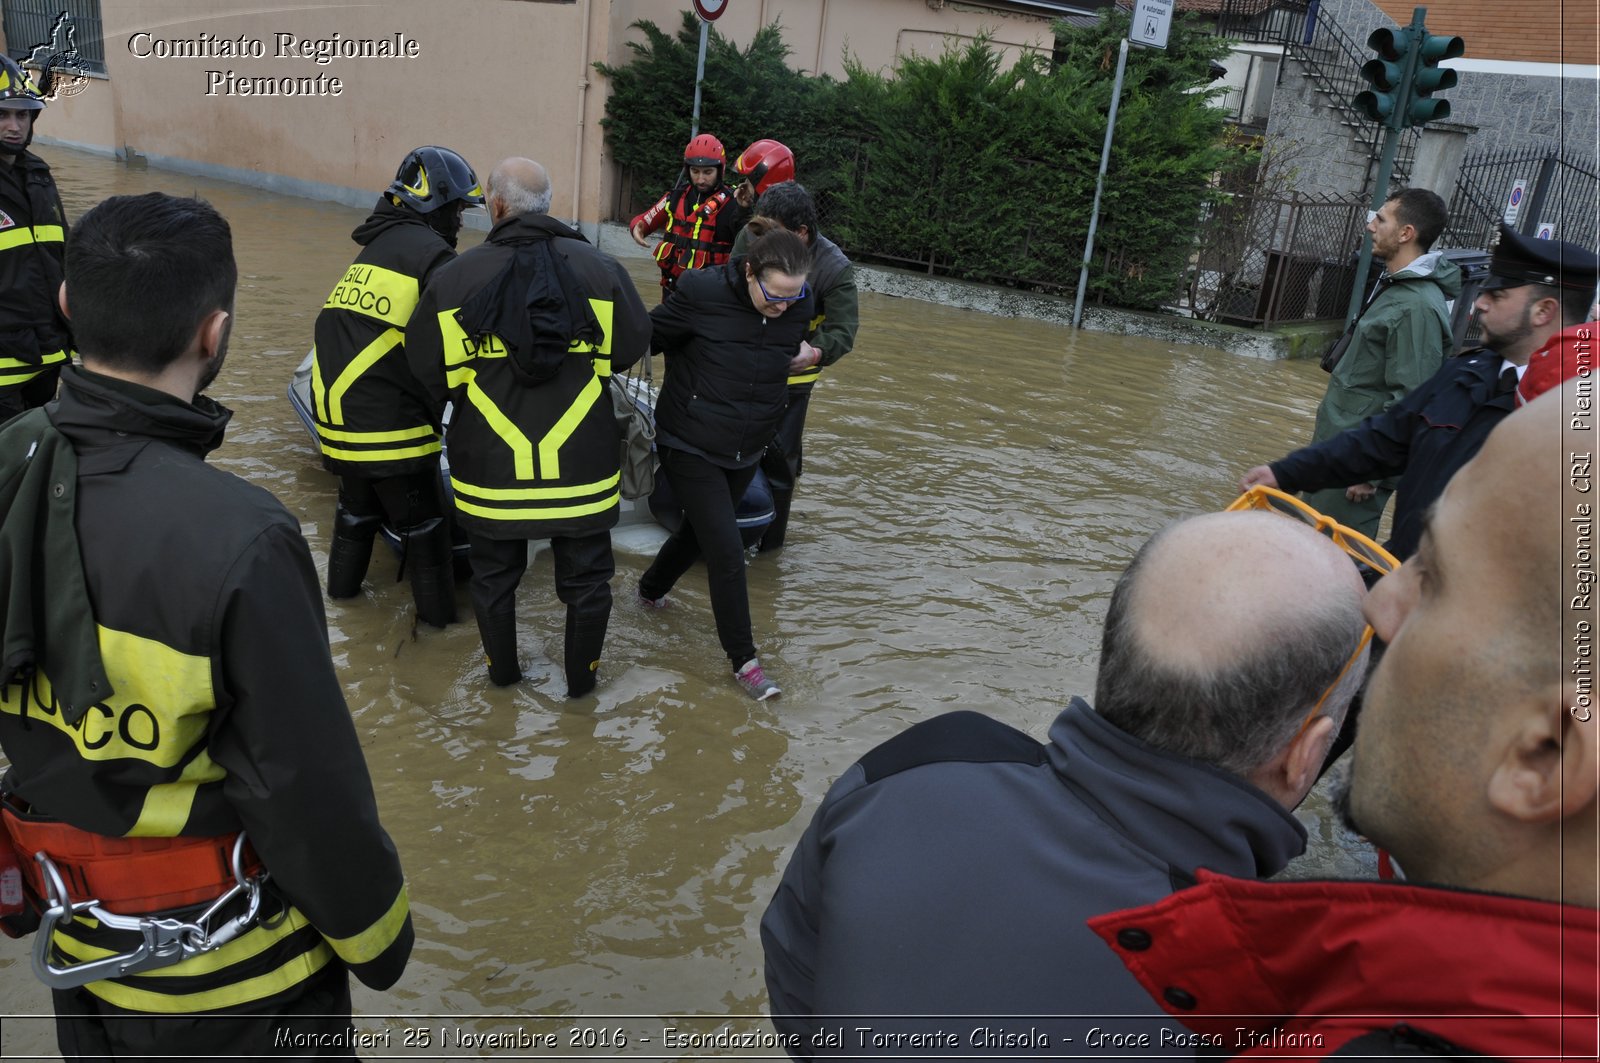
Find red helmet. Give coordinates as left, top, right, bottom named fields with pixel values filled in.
left=732, top=139, right=795, bottom=196
left=683, top=133, right=726, bottom=169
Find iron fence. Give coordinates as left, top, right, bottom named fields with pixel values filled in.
left=1441, top=146, right=1600, bottom=253
left=1186, top=190, right=1367, bottom=327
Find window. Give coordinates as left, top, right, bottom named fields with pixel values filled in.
left=3, top=0, right=106, bottom=77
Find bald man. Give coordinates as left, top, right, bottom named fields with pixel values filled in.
left=1095, top=381, right=1598, bottom=1057
left=405, top=156, right=650, bottom=695
left=760, top=511, right=1371, bottom=1054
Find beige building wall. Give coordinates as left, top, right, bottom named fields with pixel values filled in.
left=25, top=0, right=1076, bottom=227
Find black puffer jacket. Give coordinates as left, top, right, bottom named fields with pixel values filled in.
left=650, top=257, right=812, bottom=468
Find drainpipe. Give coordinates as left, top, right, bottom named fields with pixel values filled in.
left=813, top=0, right=829, bottom=75
left=571, top=0, right=593, bottom=230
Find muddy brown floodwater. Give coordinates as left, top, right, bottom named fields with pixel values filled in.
left=0, top=147, right=1374, bottom=1058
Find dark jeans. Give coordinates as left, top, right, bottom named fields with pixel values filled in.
left=466, top=529, right=614, bottom=620
left=759, top=386, right=811, bottom=495
left=640, top=445, right=760, bottom=668
left=337, top=468, right=446, bottom=535
left=53, top=961, right=355, bottom=1060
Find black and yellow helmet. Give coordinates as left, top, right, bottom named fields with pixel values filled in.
left=387, top=146, right=483, bottom=214
left=0, top=55, right=44, bottom=112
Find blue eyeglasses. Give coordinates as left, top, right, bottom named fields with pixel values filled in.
left=756, top=276, right=808, bottom=304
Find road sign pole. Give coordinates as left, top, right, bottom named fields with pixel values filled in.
left=1344, top=122, right=1405, bottom=325
left=690, top=18, right=709, bottom=137
left=1073, top=37, right=1129, bottom=329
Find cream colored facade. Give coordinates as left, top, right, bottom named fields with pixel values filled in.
left=10, top=0, right=1074, bottom=231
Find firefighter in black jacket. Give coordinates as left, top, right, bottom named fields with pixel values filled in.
left=406, top=157, right=650, bottom=695
left=312, top=146, right=483, bottom=627
left=0, top=55, right=71, bottom=418
left=0, top=194, right=412, bottom=1055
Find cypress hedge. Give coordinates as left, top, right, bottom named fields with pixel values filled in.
left=597, top=9, right=1237, bottom=310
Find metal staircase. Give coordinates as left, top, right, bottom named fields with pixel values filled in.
left=1217, top=0, right=1417, bottom=189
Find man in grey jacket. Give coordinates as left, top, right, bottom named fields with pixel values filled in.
left=760, top=510, right=1370, bottom=1055
left=1308, top=187, right=1459, bottom=537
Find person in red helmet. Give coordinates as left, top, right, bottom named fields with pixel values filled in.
left=730, top=139, right=795, bottom=209
left=630, top=133, right=741, bottom=297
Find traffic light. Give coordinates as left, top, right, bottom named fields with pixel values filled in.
left=1407, top=31, right=1464, bottom=125
left=1354, top=26, right=1415, bottom=128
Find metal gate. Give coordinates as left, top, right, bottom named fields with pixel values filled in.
left=1442, top=147, right=1599, bottom=251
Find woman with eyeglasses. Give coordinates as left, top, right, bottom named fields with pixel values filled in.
left=637, top=227, right=814, bottom=701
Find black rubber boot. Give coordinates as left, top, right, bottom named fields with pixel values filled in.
left=757, top=488, right=794, bottom=553
left=403, top=517, right=457, bottom=628
left=563, top=607, right=610, bottom=698
left=326, top=505, right=383, bottom=599
left=475, top=609, right=522, bottom=686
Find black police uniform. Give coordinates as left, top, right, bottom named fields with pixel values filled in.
left=1271, top=348, right=1516, bottom=560
left=405, top=211, right=650, bottom=694
left=1272, top=225, right=1600, bottom=561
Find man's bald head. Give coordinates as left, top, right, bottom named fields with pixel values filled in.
left=1094, top=511, right=1369, bottom=778
left=486, top=157, right=552, bottom=222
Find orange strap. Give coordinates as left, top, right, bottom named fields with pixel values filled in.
left=1, top=800, right=262, bottom=914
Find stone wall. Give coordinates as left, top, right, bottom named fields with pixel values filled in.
left=1263, top=0, right=1594, bottom=204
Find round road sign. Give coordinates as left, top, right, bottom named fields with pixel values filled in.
left=693, top=0, right=729, bottom=21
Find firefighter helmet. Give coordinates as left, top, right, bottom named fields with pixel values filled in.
left=387, top=146, right=484, bottom=215
left=683, top=133, right=725, bottom=169
left=0, top=55, right=44, bottom=112
left=732, top=139, right=795, bottom=196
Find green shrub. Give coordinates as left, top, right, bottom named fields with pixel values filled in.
left=597, top=9, right=1239, bottom=310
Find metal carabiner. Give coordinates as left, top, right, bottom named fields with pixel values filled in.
left=29, top=832, right=269, bottom=990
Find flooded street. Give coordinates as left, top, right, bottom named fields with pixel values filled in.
left=1, top=147, right=1369, bottom=1056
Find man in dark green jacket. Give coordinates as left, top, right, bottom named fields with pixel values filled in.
left=730, top=181, right=861, bottom=552
left=0, top=193, right=412, bottom=1056
left=1306, top=187, right=1459, bottom=537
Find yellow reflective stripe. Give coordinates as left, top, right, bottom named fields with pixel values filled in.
left=0, top=625, right=214, bottom=769
left=321, top=884, right=409, bottom=967
left=0, top=224, right=64, bottom=251
left=569, top=299, right=614, bottom=356
left=0, top=348, right=70, bottom=372
left=315, top=423, right=434, bottom=444
left=80, top=940, right=334, bottom=1012
left=56, top=907, right=319, bottom=980
left=454, top=491, right=620, bottom=522
left=438, top=308, right=482, bottom=367
left=536, top=374, right=601, bottom=481
left=320, top=440, right=441, bottom=462
left=453, top=368, right=536, bottom=479
left=321, top=263, right=419, bottom=328
left=127, top=749, right=224, bottom=837
left=324, top=328, right=402, bottom=423
left=451, top=471, right=619, bottom=501
left=787, top=368, right=822, bottom=385
left=310, top=346, right=328, bottom=422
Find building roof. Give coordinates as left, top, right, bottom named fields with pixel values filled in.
left=1367, top=0, right=1596, bottom=66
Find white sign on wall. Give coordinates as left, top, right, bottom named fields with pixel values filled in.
left=1535, top=221, right=1556, bottom=240
left=1503, top=179, right=1528, bottom=226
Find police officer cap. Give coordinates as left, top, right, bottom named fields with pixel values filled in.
left=1481, top=224, right=1600, bottom=292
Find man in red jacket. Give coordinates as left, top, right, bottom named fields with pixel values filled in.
left=1094, top=379, right=1598, bottom=1059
